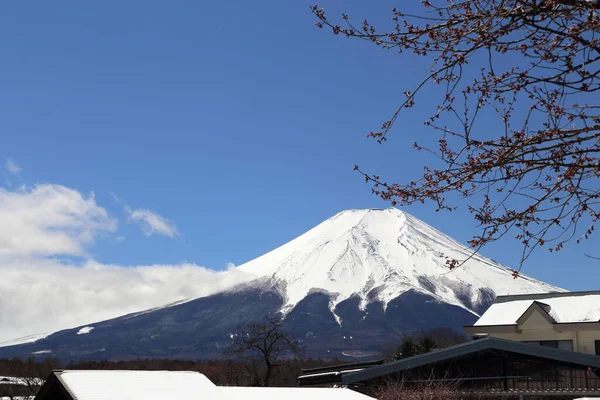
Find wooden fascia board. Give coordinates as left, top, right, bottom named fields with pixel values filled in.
left=553, top=322, right=600, bottom=331
left=464, top=325, right=521, bottom=335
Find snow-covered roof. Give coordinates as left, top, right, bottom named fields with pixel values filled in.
left=44, top=371, right=374, bottom=400
left=0, top=376, right=20, bottom=385
left=0, top=376, right=42, bottom=386
left=54, top=370, right=233, bottom=400
left=1, top=397, right=32, bottom=400
left=221, top=386, right=374, bottom=400
left=474, top=292, right=600, bottom=326
left=297, top=368, right=365, bottom=380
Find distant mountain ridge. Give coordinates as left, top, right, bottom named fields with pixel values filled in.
left=0, top=208, right=563, bottom=360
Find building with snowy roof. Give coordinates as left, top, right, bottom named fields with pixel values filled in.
left=464, top=290, right=600, bottom=355
left=299, top=337, right=600, bottom=398
left=33, top=370, right=375, bottom=400
left=296, top=291, right=600, bottom=398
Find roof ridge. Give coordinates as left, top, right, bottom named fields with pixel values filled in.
left=60, top=370, right=201, bottom=374
left=495, top=290, right=600, bottom=303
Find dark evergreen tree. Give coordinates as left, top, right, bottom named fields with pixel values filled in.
left=417, top=336, right=437, bottom=354
left=394, top=337, right=417, bottom=360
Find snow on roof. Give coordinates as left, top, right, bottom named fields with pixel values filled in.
left=474, top=293, right=600, bottom=326
left=0, top=375, right=43, bottom=386
left=297, top=368, right=366, bottom=379
left=56, top=370, right=233, bottom=400
left=1, top=397, right=32, bottom=400
left=52, top=371, right=374, bottom=400
left=0, top=376, right=19, bottom=385
left=220, top=386, right=374, bottom=400
left=474, top=300, right=536, bottom=326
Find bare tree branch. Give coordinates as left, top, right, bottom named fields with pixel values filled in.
left=223, top=316, right=303, bottom=387
left=313, top=0, right=600, bottom=269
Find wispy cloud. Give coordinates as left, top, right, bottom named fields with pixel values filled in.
left=0, top=260, right=253, bottom=342
left=0, top=184, right=117, bottom=258
left=109, top=192, right=121, bottom=203
left=5, top=158, right=22, bottom=175
left=125, top=206, right=179, bottom=237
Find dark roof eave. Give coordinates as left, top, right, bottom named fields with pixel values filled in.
left=34, top=372, right=75, bottom=400
left=494, top=290, right=600, bottom=303
left=341, top=337, right=600, bottom=385
left=301, top=358, right=384, bottom=374
left=297, top=372, right=344, bottom=386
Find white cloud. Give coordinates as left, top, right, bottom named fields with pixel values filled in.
left=5, top=158, right=22, bottom=175
left=126, top=207, right=179, bottom=237
left=0, top=259, right=254, bottom=342
left=0, top=184, right=117, bottom=258
left=0, top=182, right=254, bottom=343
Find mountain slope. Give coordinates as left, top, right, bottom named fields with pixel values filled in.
left=238, top=208, right=561, bottom=317
left=0, top=208, right=562, bottom=360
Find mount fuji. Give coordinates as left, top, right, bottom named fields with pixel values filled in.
left=0, top=208, right=562, bottom=360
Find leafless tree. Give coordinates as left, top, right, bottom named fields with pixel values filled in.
left=312, top=0, right=600, bottom=271
left=0, top=356, right=57, bottom=399
left=223, top=316, right=303, bottom=387
left=377, top=369, right=479, bottom=400
left=378, top=382, right=459, bottom=400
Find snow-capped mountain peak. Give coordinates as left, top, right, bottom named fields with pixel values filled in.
left=0, top=208, right=563, bottom=361
left=237, top=208, right=562, bottom=318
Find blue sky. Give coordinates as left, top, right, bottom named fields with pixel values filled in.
left=0, top=0, right=597, bottom=297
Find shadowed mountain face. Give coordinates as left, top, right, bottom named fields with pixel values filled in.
left=0, top=288, right=479, bottom=361
left=1, top=208, right=559, bottom=361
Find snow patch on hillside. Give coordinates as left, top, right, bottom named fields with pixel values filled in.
left=77, top=326, right=94, bottom=335
left=31, top=350, right=51, bottom=355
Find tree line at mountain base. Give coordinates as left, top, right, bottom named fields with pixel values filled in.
left=0, top=326, right=468, bottom=396
left=0, top=356, right=343, bottom=395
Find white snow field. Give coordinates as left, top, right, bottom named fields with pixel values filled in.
left=76, top=327, right=95, bottom=335
left=237, top=208, right=563, bottom=319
